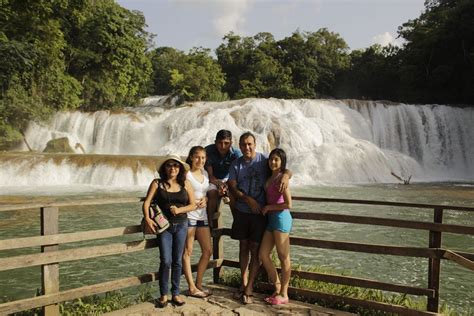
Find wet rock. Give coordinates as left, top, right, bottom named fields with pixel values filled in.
left=43, top=137, right=74, bottom=153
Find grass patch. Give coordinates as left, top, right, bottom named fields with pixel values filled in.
left=3, top=284, right=155, bottom=316
left=219, top=263, right=463, bottom=316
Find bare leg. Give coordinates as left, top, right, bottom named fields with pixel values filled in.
left=274, top=230, right=291, bottom=299
left=207, top=190, right=219, bottom=228
left=244, top=241, right=261, bottom=298
left=194, top=226, right=212, bottom=290
left=239, top=240, right=250, bottom=291
left=259, top=231, right=280, bottom=296
left=183, top=227, right=198, bottom=293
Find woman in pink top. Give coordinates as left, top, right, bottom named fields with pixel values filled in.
left=259, top=148, right=293, bottom=305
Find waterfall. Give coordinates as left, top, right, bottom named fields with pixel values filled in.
left=3, top=98, right=473, bottom=190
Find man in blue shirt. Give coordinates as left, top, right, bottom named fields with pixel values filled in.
left=228, top=131, right=290, bottom=304
left=205, top=130, right=242, bottom=225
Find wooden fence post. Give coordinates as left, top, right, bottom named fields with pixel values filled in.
left=427, top=207, right=443, bottom=313
left=213, top=204, right=224, bottom=284
left=41, top=207, right=59, bottom=316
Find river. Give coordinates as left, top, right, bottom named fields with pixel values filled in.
left=0, top=183, right=472, bottom=313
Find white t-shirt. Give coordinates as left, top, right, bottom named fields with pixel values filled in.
left=186, top=169, right=210, bottom=221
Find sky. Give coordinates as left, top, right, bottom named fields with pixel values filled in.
left=116, top=0, right=426, bottom=52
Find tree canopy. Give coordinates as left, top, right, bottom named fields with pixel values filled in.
left=1, top=0, right=473, bottom=148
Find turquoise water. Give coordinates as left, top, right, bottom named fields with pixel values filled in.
left=0, top=183, right=473, bottom=312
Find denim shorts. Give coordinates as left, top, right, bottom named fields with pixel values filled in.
left=188, top=219, right=209, bottom=227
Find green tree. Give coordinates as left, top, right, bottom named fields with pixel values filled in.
left=149, top=47, right=226, bottom=101
left=64, top=0, right=152, bottom=110
left=397, top=0, right=474, bottom=104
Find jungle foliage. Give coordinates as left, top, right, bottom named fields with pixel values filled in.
left=1, top=0, right=473, bottom=148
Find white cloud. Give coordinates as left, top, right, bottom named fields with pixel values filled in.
left=372, top=31, right=403, bottom=47
left=212, top=0, right=254, bottom=36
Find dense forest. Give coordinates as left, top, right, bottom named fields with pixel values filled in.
left=0, top=0, right=473, bottom=148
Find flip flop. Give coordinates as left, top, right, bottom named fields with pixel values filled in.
left=199, top=287, right=213, bottom=296
left=233, top=290, right=244, bottom=300
left=188, top=290, right=209, bottom=298
left=241, top=294, right=254, bottom=305
left=264, top=294, right=276, bottom=303
left=268, top=295, right=289, bottom=305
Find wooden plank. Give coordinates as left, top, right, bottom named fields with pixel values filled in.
left=277, top=286, right=439, bottom=316
left=41, top=207, right=59, bottom=316
left=454, top=251, right=474, bottom=261
left=0, top=259, right=224, bottom=315
left=0, top=225, right=142, bottom=251
left=427, top=208, right=443, bottom=313
left=292, top=196, right=474, bottom=212
left=443, top=250, right=474, bottom=271
left=213, top=206, right=224, bottom=283
left=0, top=238, right=159, bottom=271
left=291, top=212, right=474, bottom=235
left=222, top=260, right=434, bottom=297
left=287, top=270, right=434, bottom=298
left=0, top=272, right=159, bottom=314
left=0, top=197, right=141, bottom=212
left=289, top=236, right=440, bottom=258
left=2, top=195, right=473, bottom=213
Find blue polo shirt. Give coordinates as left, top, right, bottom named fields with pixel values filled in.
left=205, top=144, right=242, bottom=180
left=228, top=152, right=269, bottom=214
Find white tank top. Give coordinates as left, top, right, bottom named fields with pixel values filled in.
left=186, top=169, right=210, bottom=221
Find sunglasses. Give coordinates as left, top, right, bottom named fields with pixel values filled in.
left=165, top=162, right=181, bottom=169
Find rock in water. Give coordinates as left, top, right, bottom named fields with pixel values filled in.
left=43, top=137, right=74, bottom=153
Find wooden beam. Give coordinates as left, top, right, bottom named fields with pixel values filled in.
left=291, top=212, right=474, bottom=235
left=41, top=207, right=59, bottom=316
left=427, top=208, right=443, bottom=313
left=290, top=236, right=440, bottom=258
left=0, top=225, right=142, bottom=251
left=222, top=260, right=434, bottom=297
left=279, top=286, right=439, bottom=316
left=443, top=250, right=474, bottom=271
left=292, top=196, right=474, bottom=212
left=0, top=197, right=141, bottom=212
left=0, top=239, right=158, bottom=271
left=0, top=260, right=224, bottom=315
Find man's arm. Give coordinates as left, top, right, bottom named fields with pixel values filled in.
left=278, top=169, right=292, bottom=192
left=205, top=164, right=220, bottom=186
left=228, top=179, right=261, bottom=214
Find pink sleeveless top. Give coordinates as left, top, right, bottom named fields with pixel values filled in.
left=266, top=180, right=284, bottom=204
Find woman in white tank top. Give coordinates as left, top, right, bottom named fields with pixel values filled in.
left=182, top=146, right=213, bottom=298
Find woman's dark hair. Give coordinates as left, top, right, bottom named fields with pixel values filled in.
left=158, top=159, right=187, bottom=188
left=268, top=148, right=287, bottom=173
left=186, top=146, right=206, bottom=167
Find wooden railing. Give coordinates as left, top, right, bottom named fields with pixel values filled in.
left=0, top=197, right=473, bottom=315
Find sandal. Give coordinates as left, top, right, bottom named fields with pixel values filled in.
left=155, top=298, right=168, bottom=308
left=188, top=289, right=209, bottom=298
left=199, top=287, right=213, bottom=296
left=233, top=289, right=244, bottom=300
left=268, top=295, right=289, bottom=305
left=171, top=296, right=186, bottom=306
left=241, top=294, right=254, bottom=305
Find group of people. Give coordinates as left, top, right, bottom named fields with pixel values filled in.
left=142, top=130, right=293, bottom=308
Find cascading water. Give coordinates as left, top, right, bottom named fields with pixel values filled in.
left=2, top=98, right=473, bottom=189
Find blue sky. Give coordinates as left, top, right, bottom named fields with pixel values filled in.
left=116, top=0, right=425, bottom=52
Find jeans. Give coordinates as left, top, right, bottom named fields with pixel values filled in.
left=157, top=222, right=188, bottom=296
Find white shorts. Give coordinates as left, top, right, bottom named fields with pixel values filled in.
left=209, top=178, right=228, bottom=191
